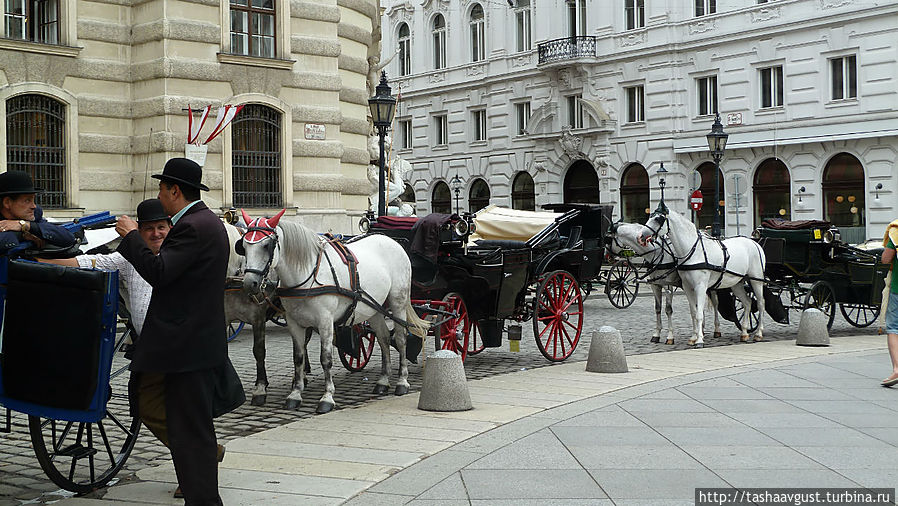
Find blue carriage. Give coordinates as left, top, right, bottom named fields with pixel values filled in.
left=0, top=213, right=141, bottom=494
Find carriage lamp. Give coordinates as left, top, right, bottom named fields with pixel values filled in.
left=875, top=183, right=883, bottom=200
left=751, top=228, right=761, bottom=240
left=358, top=210, right=375, bottom=233
left=778, top=208, right=786, bottom=216
left=368, top=71, right=397, bottom=217
left=797, top=186, right=806, bottom=203
left=705, top=113, right=728, bottom=238
left=657, top=162, right=668, bottom=202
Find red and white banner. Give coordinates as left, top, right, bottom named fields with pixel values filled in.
left=203, top=104, right=245, bottom=145
left=187, top=105, right=212, bottom=145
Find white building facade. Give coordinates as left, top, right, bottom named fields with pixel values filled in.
left=382, top=0, right=898, bottom=243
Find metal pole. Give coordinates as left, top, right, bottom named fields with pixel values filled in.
left=377, top=126, right=387, bottom=217
left=712, top=153, right=721, bottom=238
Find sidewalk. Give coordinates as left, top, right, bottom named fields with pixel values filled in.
left=60, top=335, right=895, bottom=505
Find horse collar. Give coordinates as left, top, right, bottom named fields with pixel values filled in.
left=244, top=217, right=278, bottom=243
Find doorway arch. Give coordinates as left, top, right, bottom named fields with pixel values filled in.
left=563, top=160, right=599, bottom=204
left=620, top=163, right=649, bottom=222
left=753, top=158, right=791, bottom=227
left=823, top=153, right=865, bottom=243
left=695, top=161, right=724, bottom=231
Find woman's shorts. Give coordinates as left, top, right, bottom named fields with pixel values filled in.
left=887, top=290, right=898, bottom=334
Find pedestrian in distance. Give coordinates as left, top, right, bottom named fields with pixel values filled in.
left=881, top=217, right=898, bottom=388
left=115, top=158, right=230, bottom=505
left=0, top=170, right=76, bottom=254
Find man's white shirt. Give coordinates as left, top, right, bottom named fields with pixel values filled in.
left=77, top=252, right=152, bottom=335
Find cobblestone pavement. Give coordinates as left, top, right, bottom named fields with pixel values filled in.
left=0, top=290, right=879, bottom=504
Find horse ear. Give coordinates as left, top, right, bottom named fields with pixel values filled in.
left=609, top=220, right=619, bottom=234
left=268, top=208, right=287, bottom=228
left=241, top=208, right=252, bottom=225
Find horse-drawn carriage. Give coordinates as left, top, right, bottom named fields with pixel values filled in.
left=741, top=219, right=890, bottom=329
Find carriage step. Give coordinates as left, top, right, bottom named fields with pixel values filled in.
left=57, top=444, right=98, bottom=459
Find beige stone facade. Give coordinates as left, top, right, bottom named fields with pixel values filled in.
left=0, top=0, right=379, bottom=232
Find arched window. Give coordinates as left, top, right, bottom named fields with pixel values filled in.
left=432, top=14, right=447, bottom=69
left=563, top=160, right=599, bottom=204
left=469, top=178, right=490, bottom=212
left=398, top=23, right=411, bottom=76
left=695, top=161, right=724, bottom=231
left=232, top=104, right=282, bottom=207
left=470, top=4, right=485, bottom=62
left=823, top=152, right=865, bottom=243
left=6, top=94, right=67, bottom=208
left=753, top=158, right=790, bottom=227
left=432, top=181, right=451, bottom=214
left=511, top=171, right=535, bottom=211
left=620, top=163, right=649, bottom=223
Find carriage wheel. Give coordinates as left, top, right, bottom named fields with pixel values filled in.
left=605, top=260, right=639, bottom=309
left=804, top=281, right=836, bottom=329
left=839, top=303, right=880, bottom=328
left=227, top=320, right=245, bottom=342
left=436, top=292, right=470, bottom=361
left=533, top=270, right=583, bottom=362
left=28, top=389, right=141, bottom=494
left=467, top=321, right=485, bottom=355
left=733, top=289, right=760, bottom=333
left=338, top=323, right=377, bottom=372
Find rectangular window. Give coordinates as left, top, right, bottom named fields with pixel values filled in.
left=4, top=0, right=59, bottom=44
left=399, top=119, right=412, bottom=149
left=626, top=86, right=645, bottom=123
left=230, top=0, right=276, bottom=58
left=697, top=76, right=718, bottom=116
left=515, top=102, right=531, bottom=135
left=472, top=109, right=487, bottom=141
left=625, top=0, right=644, bottom=30
left=759, top=65, right=784, bottom=108
left=830, top=55, right=857, bottom=100
left=694, top=0, right=716, bottom=16
left=566, top=95, right=583, bottom=128
left=434, top=114, right=448, bottom=145
left=515, top=3, right=531, bottom=51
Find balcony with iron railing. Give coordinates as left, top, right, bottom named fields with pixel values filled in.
left=537, top=36, right=598, bottom=66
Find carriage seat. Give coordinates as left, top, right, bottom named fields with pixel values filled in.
left=470, top=239, right=528, bottom=250
left=373, top=216, right=418, bottom=230
left=761, top=218, right=831, bottom=230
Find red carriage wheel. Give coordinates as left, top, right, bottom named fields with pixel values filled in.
left=437, top=292, right=470, bottom=361
left=467, top=320, right=485, bottom=355
left=338, top=323, right=377, bottom=372
left=532, top=270, right=583, bottom=362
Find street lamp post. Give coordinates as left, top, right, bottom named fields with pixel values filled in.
left=657, top=161, right=668, bottom=203
left=706, top=113, right=729, bottom=238
left=368, top=71, right=397, bottom=217
left=450, top=173, right=463, bottom=215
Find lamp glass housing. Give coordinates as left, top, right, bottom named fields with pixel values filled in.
left=705, top=113, right=729, bottom=155
left=368, top=72, right=397, bottom=127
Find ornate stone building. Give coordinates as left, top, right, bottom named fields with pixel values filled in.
left=0, top=0, right=380, bottom=231
left=383, top=0, right=897, bottom=242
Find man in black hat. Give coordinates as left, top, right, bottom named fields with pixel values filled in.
left=116, top=158, right=228, bottom=506
left=0, top=170, right=76, bottom=254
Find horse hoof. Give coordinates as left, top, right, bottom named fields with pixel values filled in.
left=740, top=335, right=750, bottom=342
left=284, top=399, right=302, bottom=410
left=666, top=339, right=675, bottom=345
left=650, top=336, right=660, bottom=343
left=394, top=384, right=409, bottom=396
left=754, top=336, right=763, bottom=342
left=713, top=331, right=722, bottom=339
left=316, top=401, right=335, bottom=414
left=372, top=384, right=389, bottom=395
left=694, top=342, right=704, bottom=349
left=687, top=339, right=695, bottom=346
left=251, top=395, right=266, bottom=406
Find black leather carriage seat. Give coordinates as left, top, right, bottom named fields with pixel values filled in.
left=470, top=239, right=528, bottom=250
left=761, top=218, right=831, bottom=230
left=1, top=260, right=112, bottom=411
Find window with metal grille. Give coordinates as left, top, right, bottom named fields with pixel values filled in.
left=230, top=0, right=275, bottom=58
left=232, top=104, right=282, bottom=208
left=6, top=94, right=66, bottom=208
left=4, top=0, right=59, bottom=44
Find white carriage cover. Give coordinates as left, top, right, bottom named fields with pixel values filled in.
left=468, top=205, right=560, bottom=244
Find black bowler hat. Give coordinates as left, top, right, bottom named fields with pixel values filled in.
left=136, top=199, right=169, bottom=223
left=152, top=158, right=210, bottom=191
left=0, top=171, right=44, bottom=197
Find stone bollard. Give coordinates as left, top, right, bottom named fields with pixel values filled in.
left=417, top=350, right=473, bottom=411
left=586, top=326, right=628, bottom=373
left=796, top=308, right=830, bottom=346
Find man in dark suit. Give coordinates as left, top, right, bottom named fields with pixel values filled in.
left=116, top=158, right=229, bottom=505
left=0, top=170, right=75, bottom=254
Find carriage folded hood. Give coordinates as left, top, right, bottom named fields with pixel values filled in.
left=467, top=205, right=560, bottom=245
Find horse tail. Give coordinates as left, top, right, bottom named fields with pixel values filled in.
left=403, top=299, right=430, bottom=338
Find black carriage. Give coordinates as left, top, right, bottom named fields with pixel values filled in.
left=745, top=219, right=890, bottom=329
left=341, top=203, right=612, bottom=368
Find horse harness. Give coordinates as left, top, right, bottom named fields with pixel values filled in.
left=606, top=230, right=677, bottom=285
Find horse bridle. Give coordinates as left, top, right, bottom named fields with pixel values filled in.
left=239, top=224, right=280, bottom=303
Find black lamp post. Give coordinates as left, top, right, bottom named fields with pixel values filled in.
left=368, top=71, right=397, bottom=217
left=706, top=113, right=728, bottom=237
left=450, top=173, right=463, bottom=214
left=657, top=162, right=668, bottom=202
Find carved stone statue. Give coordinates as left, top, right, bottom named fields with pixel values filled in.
left=367, top=134, right=415, bottom=216
left=367, top=49, right=400, bottom=97
left=559, top=125, right=585, bottom=158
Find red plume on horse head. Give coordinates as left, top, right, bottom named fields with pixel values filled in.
left=268, top=209, right=286, bottom=228
left=241, top=208, right=252, bottom=225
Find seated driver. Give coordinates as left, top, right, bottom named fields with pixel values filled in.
left=0, top=170, right=76, bottom=254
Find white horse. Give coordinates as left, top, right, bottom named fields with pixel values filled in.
left=240, top=209, right=429, bottom=413
left=606, top=222, right=722, bottom=344
left=638, top=208, right=766, bottom=347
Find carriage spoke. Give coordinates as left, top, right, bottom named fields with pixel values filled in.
left=52, top=421, right=76, bottom=457
left=97, top=421, right=116, bottom=466
left=88, top=424, right=96, bottom=483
